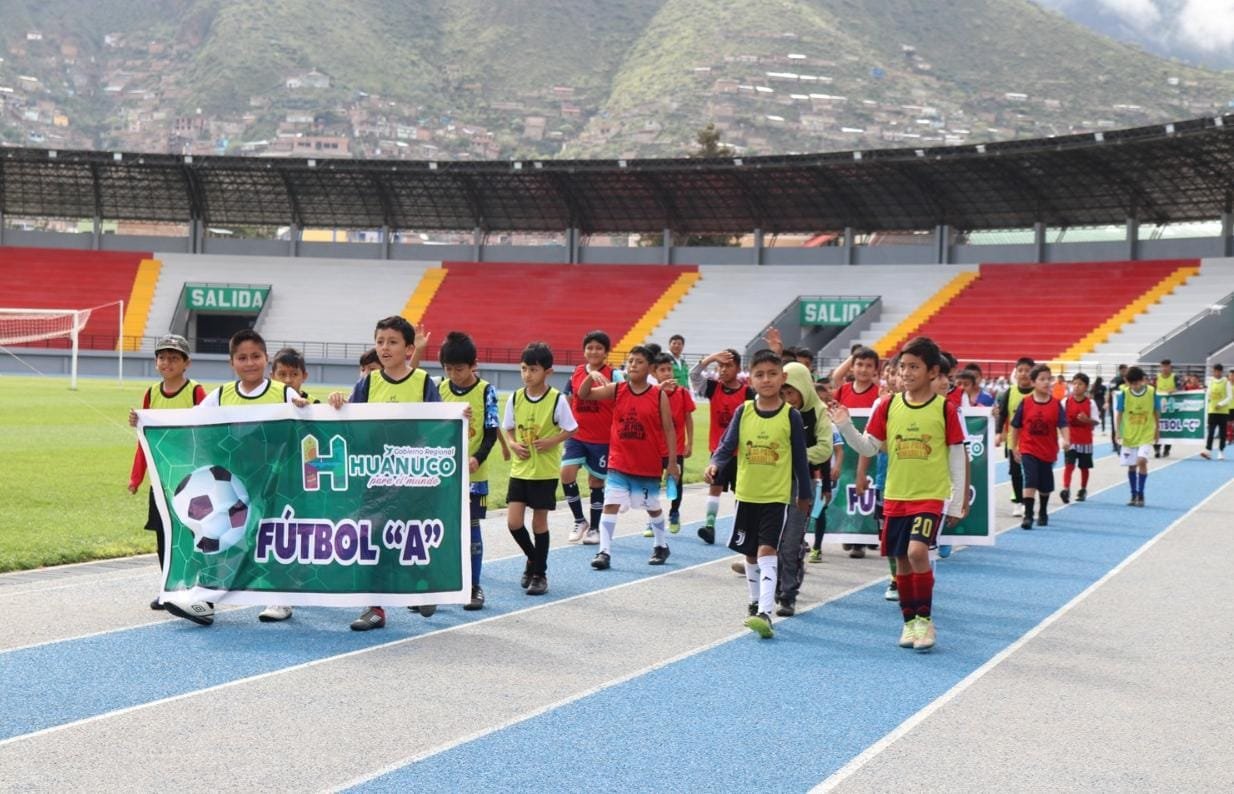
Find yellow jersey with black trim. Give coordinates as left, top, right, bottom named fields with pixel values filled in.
left=1119, top=385, right=1158, bottom=447
left=147, top=379, right=202, bottom=409
left=218, top=380, right=291, bottom=406
left=734, top=400, right=793, bottom=504
left=883, top=393, right=952, bottom=502
left=441, top=377, right=491, bottom=483
left=367, top=368, right=429, bottom=403
left=510, top=386, right=564, bottom=481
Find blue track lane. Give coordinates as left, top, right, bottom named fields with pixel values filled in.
left=0, top=516, right=738, bottom=742
left=351, top=456, right=1229, bottom=793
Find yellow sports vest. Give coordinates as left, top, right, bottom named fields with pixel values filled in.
left=1208, top=378, right=1230, bottom=416
left=218, top=380, right=289, bottom=406
left=735, top=400, right=793, bottom=504
left=1007, top=385, right=1031, bottom=429
left=367, top=368, right=428, bottom=403
left=510, top=387, right=564, bottom=480
left=1156, top=373, right=1176, bottom=394
left=147, top=379, right=200, bottom=409
left=1119, top=386, right=1158, bottom=446
left=883, top=394, right=952, bottom=502
left=441, top=377, right=491, bottom=483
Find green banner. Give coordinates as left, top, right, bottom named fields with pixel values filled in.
left=1158, top=389, right=1206, bottom=442
left=799, top=297, right=875, bottom=326
left=825, top=407, right=995, bottom=546
left=184, top=283, right=271, bottom=313
left=138, top=404, right=469, bottom=607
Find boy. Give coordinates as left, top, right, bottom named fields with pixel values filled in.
left=164, top=329, right=307, bottom=628
left=1200, top=363, right=1230, bottom=460
left=272, top=347, right=318, bottom=403
left=1112, top=366, right=1160, bottom=506
left=1107, top=364, right=1129, bottom=455
left=653, top=353, right=695, bottom=533
left=830, top=336, right=968, bottom=653
left=668, top=334, right=690, bottom=387
left=580, top=346, right=678, bottom=569
left=1153, top=359, right=1177, bottom=458
left=955, top=368, right=994, bottom=408
left=1061, top=373, right=1097, bottom=503
left=830, top=346, right=881, bottom=408
left=775, top=361, right=833, bottom=616
left=438, top=331, right=499, bottom=610
left=705, top=350, right=812, bottom=638
left=128, top=334, right=207, bottom=610
left=690, top=349, right=755, bottom=544
left=995, top=357, right=1035, bottom=516
left=1009, top=364, right=1070, bottom=530
left=503, top=342, right=577, bottom=595
left=807, top=378, right=845, bottom=565
left=561, top=331, right=615, bottom=545
left=329, top=316, right=444, bottom=630
left=359, top=348, right=380, bottom=375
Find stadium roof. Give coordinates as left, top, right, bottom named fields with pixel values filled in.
left=4, top=115, right=1234, bottom=234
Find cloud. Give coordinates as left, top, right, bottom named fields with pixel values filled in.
left=1095, top=0, right=1165, bottom=29
left=1176, top=0, right=1234, bottom=51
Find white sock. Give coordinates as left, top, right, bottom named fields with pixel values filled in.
left=757, top=554, right=779, bottom=616
left=705, top=495, right=720, bottom=525
left=649, top=513, right=667, bottom=546
left=599, top=515, right=617, bottom=555
left=744, top=561, right=760, bottom=603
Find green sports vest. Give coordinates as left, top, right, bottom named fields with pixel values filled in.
left=1156, top=373, right=1176, bottom=394
left=441, top=377, right=491, bottom=483
left=883, top=394, right=952, bottom=502
left=510, top=387, right=564, bottom=480
left=367, top=368, right=428, bottom=403
left=734, top=400, right=793, bottom=504
left=147, top=379, right=200, bottom=409
left=1208, top=378, right=1230, bottom=416
left=218, top=380, right=289, bottom=406
left=1119, top=386, right=1157, bottom=446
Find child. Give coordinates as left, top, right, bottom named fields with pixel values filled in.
left=438, top=331, right=499, bottom=610
left=995, top=357, right=1035, bottom=517
left=955, top=368, right=994, bottom=408
left=580, top=346, right=678, bottom=569
left=1154, top=359, right=1177, bottom=458
left=272, top=347, right=318, bottom=403
left=328, top=316, right=444, bottom=630
left=503, top=342, right=577, bottom=595
left=774, top=361, right=833, bottom=616
left=690, top=348, right=754, bottom=544
left=653, top=352, right=695, bottom=533
left=854, top=359, right=898, bottom=598
left=1009, top=364, right=1070, bottom=529
left=1061, top=373, right=1097, bottom=503
left=127, top=334, right=207, bottom=610
left=1200, top=363, right=1230, bottom=460
left=807, top=377, right=845, bottom=565
left=830, top=346, right=881, bottom=408
left=164, top=329, right=307, bottom=628
left=1112, top=366, right=1159, bottom=506
left=830, top=336, right=968, bottom=653
left=561, top=331, right=615, bottom=545
left=705, top=350, right=812, bottom=638
left=359, top=348, right=380, bottom=375
left=668, top=334, right=690, bottom=387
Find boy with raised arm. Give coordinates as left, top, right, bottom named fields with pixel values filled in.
left=690, top=348, right=754, bottom=543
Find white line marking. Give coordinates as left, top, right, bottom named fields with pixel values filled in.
left=813, top=462, right=1230, bottom=793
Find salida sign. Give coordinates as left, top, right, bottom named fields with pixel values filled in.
left=184, top=283, right=271, bottom=314
left=799, top=298, right=875, bottom=326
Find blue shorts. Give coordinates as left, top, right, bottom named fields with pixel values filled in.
left=882, top=512, right=942, bottom=557
left=562, top=438, right=608, bottom=478
left=605, top=469, right=662, bottom=512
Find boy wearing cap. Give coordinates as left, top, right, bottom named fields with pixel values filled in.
left=127, top=335, right=207, bottom=610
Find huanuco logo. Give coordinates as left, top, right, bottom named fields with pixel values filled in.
left=301, top=433, right=458, bottom=490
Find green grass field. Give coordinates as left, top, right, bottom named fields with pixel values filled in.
left=0, top=375, right=713, bottom=573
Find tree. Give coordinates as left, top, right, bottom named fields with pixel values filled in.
left=639, top=123, right=740, bottom=248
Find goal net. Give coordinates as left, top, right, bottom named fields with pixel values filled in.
left=0, top=301, right=125, bottom=389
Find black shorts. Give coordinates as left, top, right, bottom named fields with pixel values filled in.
left=469, top=492, right=488, bottom=524
left=712, top=457, right=738, bottom=493
left=1064, top=449, right=1093, bottom=470
left=813, top=460, right=833, bottom=493
left=506, top=477, right=558, bottom=511
left=882, top=511, right=942, bottom=557
left=1020, top=453, right=1055, bottom=492
left=728, top=501, right=789, bottom=556
left=145, top=488, right=162, bottom=531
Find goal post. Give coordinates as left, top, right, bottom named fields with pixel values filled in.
left=0, top=300, right=125, bottom=389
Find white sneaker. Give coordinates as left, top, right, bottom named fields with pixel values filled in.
left=583, top=528, right=600, bottom=545
left=568, top=520, right=588, bottom=543
left=1011, top=503, right=1025, bottom=517
left=1220, top=450, right=1227, bottom=461
left=258, top=605, right=293, bottom=622
left=165, top=600, right=214, bottom=626
left=884, top=581, right=899, bottom=601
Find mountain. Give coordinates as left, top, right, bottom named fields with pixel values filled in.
left=2, top=0, right=1234, bottom=160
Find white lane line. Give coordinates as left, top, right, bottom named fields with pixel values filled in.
left=813, top=463, right=1231, bottom=793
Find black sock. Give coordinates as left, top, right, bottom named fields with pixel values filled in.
left=589, top=487, right=605, bottom=530
left=1024, top=498, right=1035, bottom=520
left=510, top=526, right=535, bottom=559
left=154, top=528, right=166, bottom=571
left=812, top=511, right=826, bottom=550
left=563, top=481, right=584, bottom=521
left=1038, top=492, right=1050, bottom=516
left=533, top=531, right=550, bottom=574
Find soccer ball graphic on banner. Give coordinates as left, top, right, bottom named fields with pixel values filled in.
left=171, top=465, right=251, bottom=554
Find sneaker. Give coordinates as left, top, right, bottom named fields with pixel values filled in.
left=884, top=581, right=899, bottom=601
left=520, top=563, right=532, bottom=589
left=938, top=545, right=952, bottom=559
left=1154, top=450, right=1160, bottom=459
left=648, top=545, right=671, bottom=565
left=913, top=617, right=936, bottom=653
left=1059, top=489, right=1070, bottom=504
left=1135, top=495, right=1146, bottom=507
left=899, top=619, right=917, bottom=648
left=582, top=528, right=600, bottom=545
left=730, top=560, right=746, bottom=575
left=568, top=520, right=588, bottom=543
left=258, top=605, right=293, bottom=622
left=1219, top=450, right=1226, bottom=461
left=849, top=545, right=866, bottom=559
left=1201, top=450, right=1212, bottom=460
left=349, top=607, right=385, bottom=631
left=165, top=600, right=213, bottom=626
left=776, top=601, right=796, bottom=617
left=526, top=574, right=548, bottom=595
left=1127, top=496, right=1138, bottom=506
left=149, top=598, right=165, bottom=611
left=1037, top=513, right=1049, bottom=527
left=747, top=601, right=758, bottom=617
left=841, top=543, right=853, bottom=551
left=590, top=551, right=611, bottom=570
left=697, top=525, right=715, bottom=545
left=1076, top=489, right=1087, bottom=502
left=808, top=548, right=822, bottom=563
left=417, top=604, right=437, bottom=617
left=642, top=524, right=654, bottom=538
left=743, top=612, right=774, bottom=639
left=464, top=585, right=485, bottom=611
left=1020, top=516, right=1033, bottom=530
left=668, top=513, right=681, bottom=534
left=1012, top=503, right=1025, bottom=517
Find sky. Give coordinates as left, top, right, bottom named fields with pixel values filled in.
left=1036, top=0, right=1234, bottom=65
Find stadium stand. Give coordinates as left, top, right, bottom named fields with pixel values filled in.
left=412, top=262, right=699, bottom=365
left=0, top=247, right=148, bottom=349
